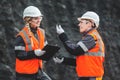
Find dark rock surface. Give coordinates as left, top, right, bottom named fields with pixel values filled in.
left=0, top=0, right=120, bottom=80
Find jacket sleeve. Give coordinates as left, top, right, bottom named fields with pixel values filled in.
left=14, top=36, right=37, bottom=60
left=59, top=33, right=96, bottom=56
left=62, top=57, right=76, bottom=66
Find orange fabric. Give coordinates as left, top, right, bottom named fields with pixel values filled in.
left=76, top=29, right=105, bottom=77
left=16, top=26, right=44, bottom=74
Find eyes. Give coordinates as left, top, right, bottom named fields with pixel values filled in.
left=31, top=17, right=43, bottom=21
left=79, top=21, right=90, bottom=24
left=79, top=19, right=93, bottom=25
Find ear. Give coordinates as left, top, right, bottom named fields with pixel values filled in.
left=90, top=22, right=94, bottom=27
left=87, top=22, right=93, bottom=28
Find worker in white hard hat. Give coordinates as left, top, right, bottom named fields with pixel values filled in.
left=53, top=11, right=105, bottom=80
left=14, top=6, right=51, bottom=80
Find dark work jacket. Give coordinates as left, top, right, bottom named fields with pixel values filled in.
left=60, top=28, right=96, bottom=66
left=15, top=27, right=46, bottom=60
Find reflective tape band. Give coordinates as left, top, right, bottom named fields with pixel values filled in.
left=77, top=41, right=88, bottom=52
left=89, top=32, right=105, bottom=57
left=44, top=41, right=48, bottom=46
left=91, top=32, right=103, bottom=54
left=15, top=46, right=25, bottom=51
left=85, top=52, right=104, bottom=57
left=22, top=30, right=32, bottom=51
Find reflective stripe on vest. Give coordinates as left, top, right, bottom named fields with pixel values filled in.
left=85, top=51, right=104, bottom=57
left=85, top=31, right=105, bottom=57
left=21, top=30, right=32, bottom=51
left=16, top=27, right=45, bottom=74
left=76, top=29, right=105, bottom=77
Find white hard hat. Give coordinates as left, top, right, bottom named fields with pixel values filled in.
left=23, top=6, right=43, bottom=18
left=78, top=11, right=100, bottom=28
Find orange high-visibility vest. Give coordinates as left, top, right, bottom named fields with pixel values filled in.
left=16, top=26, right=44, bottom=74
left=76, top=29, right=105, bottom=77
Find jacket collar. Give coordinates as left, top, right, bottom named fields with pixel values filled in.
left=30, top=27, right=38, bottom=34
left=82, top=28, right=95, bottom=36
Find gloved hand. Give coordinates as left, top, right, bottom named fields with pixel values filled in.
left=53, top=57, right=64, bottom=64
left=56, top=24, right=64, bottom=35
left=34, top=49, right=46, bottom=56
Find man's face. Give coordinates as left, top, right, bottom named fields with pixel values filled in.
left=78, top=19, right=93, bottom=33
left=29, top=16, right=42, bottom=28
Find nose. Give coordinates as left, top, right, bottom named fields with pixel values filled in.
left=37, top=17, right=41, bottom=21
